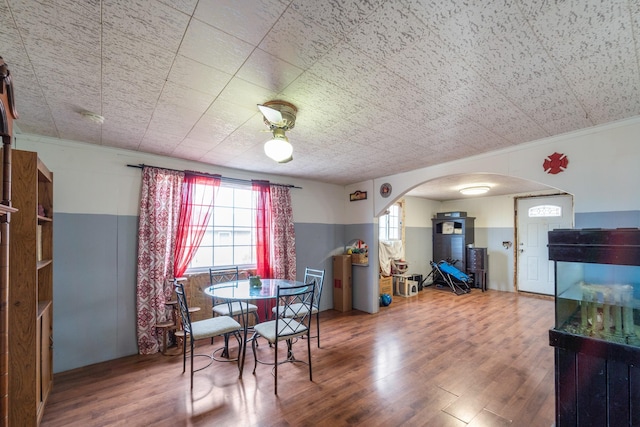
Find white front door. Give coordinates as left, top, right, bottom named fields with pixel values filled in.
left=516, top=195, right=573, bottom=295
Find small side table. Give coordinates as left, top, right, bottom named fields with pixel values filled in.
left=158, top=296, right=200, bottom=355
left=156, top=320, right=176, bottom=354
left=170, top=306, right=201, bottom=355
left=156, top=299, right=179, bottom=355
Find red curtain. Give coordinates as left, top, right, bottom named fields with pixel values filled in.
left=253, top=180, right=273, bottom=320
left=253, top=180, right=272, bottom=279
left=173, top=173, right=220, bottom=278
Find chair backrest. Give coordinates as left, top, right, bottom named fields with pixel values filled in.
left=209, top=266, right=240, bottom=285
left=275, top=283, right=316, bottom=338
left=174, top=282, right=192, bottom=335
left=303, top=268, right=325, bottom=308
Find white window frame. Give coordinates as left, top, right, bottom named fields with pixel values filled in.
left=380, top=203, right=402, bottom=241
left=186, top=182, right=257, bottom=272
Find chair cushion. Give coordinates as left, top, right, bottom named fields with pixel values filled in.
left=213, top=301, right=258, bottom=317
left=272, top=303, right=318, bottom=317
left=253, top=318, right=308, bottom=343
left=190, top=316, right=241, bottom=340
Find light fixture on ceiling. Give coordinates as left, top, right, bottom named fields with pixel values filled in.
left=80, top=111, right=104, bottom=124
left=258, top=100, right=297, bottom=163
left=263, top=128, right=293, bottom=163
left=460, top=186, right=490, bottom=195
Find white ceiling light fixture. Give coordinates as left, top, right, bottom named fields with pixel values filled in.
left=258, top=100, right=297, bottom=163
left=263, top=128, right=293, bottom=163
left=460, top=186, right=490, bottom=195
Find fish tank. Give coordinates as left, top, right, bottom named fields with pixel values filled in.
left=549, top=228, right=640, bottom=347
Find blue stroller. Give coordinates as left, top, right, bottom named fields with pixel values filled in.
left=427, top=259, right=472, bottom=295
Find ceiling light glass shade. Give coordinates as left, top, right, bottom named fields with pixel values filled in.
left=264, top=133, right=293, bottom=163
left=459, top=186, right=490, bottom=195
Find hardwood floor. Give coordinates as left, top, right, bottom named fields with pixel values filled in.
left=41, top=287, right=555, bottom=427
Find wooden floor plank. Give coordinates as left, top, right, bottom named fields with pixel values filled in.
left=41, top=288, right=556, bottom=426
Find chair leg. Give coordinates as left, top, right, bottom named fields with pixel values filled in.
left=190, top=337, right=194, bottom=389
left=274, top=339, right=278, bottom=395
left=182, top=333, right=187, bottom=373
left=210, top=316, right=219, bottom=345
left=286, top=339, right=294, bottom=361
left=234, top=331, right=242, bottom=371
left=307, top=330, right=312, bottom=382
left=221, top=334, right=227, bottom=358
left=251, top=333, right=259, bottom=374
left=316, top=312, right=320, bottom=348
left=233, top=330, right=242, bottom=347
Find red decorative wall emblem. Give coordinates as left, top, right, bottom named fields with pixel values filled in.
left=543, top=152, right=568, bottom=174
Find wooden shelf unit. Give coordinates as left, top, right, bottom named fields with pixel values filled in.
left=9, top=149, right=53, bottom=425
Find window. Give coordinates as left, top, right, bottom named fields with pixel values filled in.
left=528, top=205, right=562, bottom=218
left=188, top=183, right=256, bottom=269
left=379, top=203, right=401, bottom=241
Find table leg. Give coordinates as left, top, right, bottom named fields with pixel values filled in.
left=238, top=303, right=249, bottom=379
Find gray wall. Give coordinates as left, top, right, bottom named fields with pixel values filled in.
left=52, top=214, right=344, bottom=373
left=53, top=213, right=138, bottom=372
left=293, top=222, right=345, bottom=312
left=345, top=223, right=376, bottom=313
left=575, top=211, right=640, bottom=228
left=51, top=208, right=640, bottom=373
left=404, top=225, right=431, bottom=282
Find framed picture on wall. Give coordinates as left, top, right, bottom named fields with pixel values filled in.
left=350, top=190, right=367, bottom=201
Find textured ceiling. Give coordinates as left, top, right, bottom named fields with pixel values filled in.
left=1, top=0, right=639, bottom=195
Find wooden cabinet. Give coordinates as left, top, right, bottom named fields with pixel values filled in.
left=379, top=275, right=392, bottom=296
left=9, top=149, right=53, bottom=426
left=432, top=215, right=475, bottom=273
left=332, top=255, right=352, bottom=312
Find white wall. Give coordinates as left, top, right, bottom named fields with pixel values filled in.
left=404, top=196, right=440, bottom=228
left=372, top=116, right=640, bottom=216
left=344, top=180, right=375, bottom=225
left=14, top=135, right=346, bottom=221
left=404, top=196, right=442, bottom=281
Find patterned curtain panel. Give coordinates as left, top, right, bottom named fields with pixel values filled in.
left=136, top=167, right=184, bottom=354
left=173, top=173, right=220, bottom=278
left=270, top=185, right=296, bottom=280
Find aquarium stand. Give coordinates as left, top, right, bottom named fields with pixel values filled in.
left=549, top=329, right=640, bottom=426
left=548, top=228, right=640, bottom=426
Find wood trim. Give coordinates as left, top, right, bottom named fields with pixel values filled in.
left=0, top=55, right=17, bottom=427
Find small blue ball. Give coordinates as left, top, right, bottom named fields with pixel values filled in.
left=380, top=293, right=392, bottom=306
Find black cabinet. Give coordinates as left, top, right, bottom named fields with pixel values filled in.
left=431, top=215, right=475, bottom=273
left=467, top=247, right=488, bottom=291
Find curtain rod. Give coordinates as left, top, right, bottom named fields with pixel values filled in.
left=126, top=163, right=302, bottom=189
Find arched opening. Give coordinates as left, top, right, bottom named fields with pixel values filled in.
left=376, top=172, right=573, bottom=294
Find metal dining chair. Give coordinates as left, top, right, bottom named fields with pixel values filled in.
left=251, top=282, right=316, bottom=394
left=272, top=268, right=325, bottom=347
left=174, top=282, right=242, bottom=389
left=209, top=267, right=260, bottom=326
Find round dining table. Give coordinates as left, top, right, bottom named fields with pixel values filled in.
left=204, top=278, right=308, bottom=378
